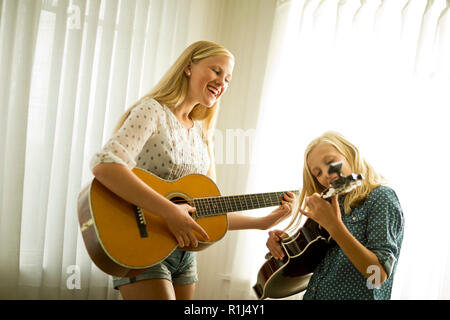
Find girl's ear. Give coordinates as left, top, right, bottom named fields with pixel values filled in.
left=185, top=62, right=192, bottom=77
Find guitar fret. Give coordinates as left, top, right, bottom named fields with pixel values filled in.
left=250, top=194, right=256, bottom=209
left=199, top=198, right=209, bottom=217
left=242, top=196, right=247, bottom=210
left=208, top=197, right=216, bottom=214
left=255, top=194, right=261, bottom=208
left=239, top=196, right=245, bottom=210
left=204, top=198, right=211, bottom=215
left=232, top=196, right=239, bottom=211
left=234, top=196, right=240, bottom=211
left=260, top=194, right=268, bottom=206
left=241, top=196, right=248, bottom=211
left=201, top=199, right=207, bottom=216
left=231, top=196, right=238, bottom=212
left=193, top=199, right=201, bottom=217
left=256, top=194, right=262, bottom=208
left=227, top=196, right=236, bottom=211
left=225, top=196, right=232, bottom=212
left=238, top=196, right=244, bottom=211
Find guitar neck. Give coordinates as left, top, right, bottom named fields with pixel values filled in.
left=192, top=190, right=298, bottom=218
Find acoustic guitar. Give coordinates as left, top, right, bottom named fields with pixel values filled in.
left=77, top=167, right=297, bottom=277
left=253, top=162, right=363, bottom=299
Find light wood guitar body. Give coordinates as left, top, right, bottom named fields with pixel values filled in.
left=78, top=167, right=295, bottom=277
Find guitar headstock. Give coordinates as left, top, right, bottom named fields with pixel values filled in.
left=321, top=161, right=364, bottom=199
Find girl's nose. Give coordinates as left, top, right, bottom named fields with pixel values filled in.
left=215, top=79, right=225, bottom=87
left=216, top=74, right=228, bottom=86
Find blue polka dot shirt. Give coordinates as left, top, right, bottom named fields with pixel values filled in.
left=303, top=185, right=404, bottom=300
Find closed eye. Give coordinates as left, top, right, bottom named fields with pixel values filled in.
left=211, top=67, right=232, bottom=82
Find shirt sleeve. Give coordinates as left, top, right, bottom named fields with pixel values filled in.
left=90, top=99, right=160, bottom=171
left=365, top=186, right=404, bottom=278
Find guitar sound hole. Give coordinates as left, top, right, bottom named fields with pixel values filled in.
left=169, top=196, right=188, bottom=204
left=169, top=197, right=194, bottom=216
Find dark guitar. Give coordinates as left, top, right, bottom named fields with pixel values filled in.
left=77, top=167, right=297, bottom=277
left=253, top=162, right=364, bottom=299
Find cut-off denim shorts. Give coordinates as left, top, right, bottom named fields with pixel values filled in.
left=112, top=250, right=198, bottom=289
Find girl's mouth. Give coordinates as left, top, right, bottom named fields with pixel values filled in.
left=207, top=85, right=220, bottom=98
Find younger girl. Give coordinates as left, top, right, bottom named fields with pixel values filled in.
left=266, top=131, right=404, bottom=300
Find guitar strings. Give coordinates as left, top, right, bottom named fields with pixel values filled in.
left=191, top=191, right=296, bottom=217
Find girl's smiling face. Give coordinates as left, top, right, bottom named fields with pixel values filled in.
left=307, top=143, right=353, bottom=188
left=186, top=55, right=234, bottom=107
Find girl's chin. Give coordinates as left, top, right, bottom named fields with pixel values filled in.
left=202, top=97, right=217, bottom=107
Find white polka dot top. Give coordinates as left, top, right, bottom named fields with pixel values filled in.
left=90, top=98, right=211, bottom=180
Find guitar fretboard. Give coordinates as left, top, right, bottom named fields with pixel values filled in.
left=192, top=191, right=298, bottom=217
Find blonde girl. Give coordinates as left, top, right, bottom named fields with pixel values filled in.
left=91, top=41, right=294, bottom=300
left=266, top=131, right=404, bottom=300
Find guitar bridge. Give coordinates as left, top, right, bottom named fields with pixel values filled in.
left=133, top=206, right=148, bottom=238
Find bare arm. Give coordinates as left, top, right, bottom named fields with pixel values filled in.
left=92, top=162, right=209, bottom=247
left=227, top=192, right=294, bottom=231
left=227, top=213, right=266, bottom=230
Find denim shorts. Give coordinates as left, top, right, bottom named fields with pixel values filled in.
left=112, top=250, right=198, bottom=289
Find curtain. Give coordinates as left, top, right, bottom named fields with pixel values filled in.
left=0, top=0, right=278, bottom=299
left=4, top=0, right=447, bottom=301
left=245, top=0, right=450, bottom=300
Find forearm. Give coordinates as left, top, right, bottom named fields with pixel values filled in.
left=328, top=221, right=388, bottom=284
left=227, top=212, right=266, bottom=230
left=92, top=162, right=177, bottom=219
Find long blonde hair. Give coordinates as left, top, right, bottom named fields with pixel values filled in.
left=113, top=41, right=234, bottom=179
left=286, top=131, right=386, bottom=232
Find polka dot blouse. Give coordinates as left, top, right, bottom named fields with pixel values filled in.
left=90, top=98, right=211, bottom=180
left=303, top=185, right=404, bottom=300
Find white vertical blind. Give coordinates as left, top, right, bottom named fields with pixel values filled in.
left=125, top=0, right=150, bottom=107
left=0, top=0, right=41, bottom=298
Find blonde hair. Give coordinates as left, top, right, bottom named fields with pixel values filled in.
left=286, top=131, right=386, bottom=232
left=113, top=41, right=234, bottom=179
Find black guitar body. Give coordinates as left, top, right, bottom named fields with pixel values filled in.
left=253, top=218, right=332, bottom=299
